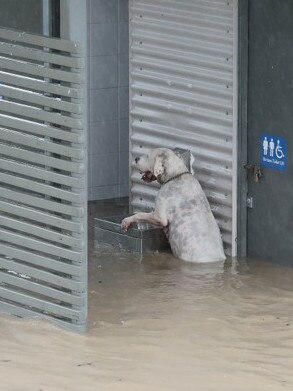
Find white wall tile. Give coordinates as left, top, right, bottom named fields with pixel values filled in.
left=90, top=120, right=119, bottom=155
left=119, top=87, right=129, bottom=119
left=90, top=185, right=119, bottom=201
left=119, top=119, right=129, bottom=152
left=90, top=22, right=118, bottom=56
left=90, top=0, right=118, bottom=23
left=90, top=55, right=118, bottom=89
left=90, top=88, right=118, bottom=122
left=118, top=54, right=129, bottom=87
left=91, top=153, right=119, bottom=187
left=88, top=0, right=129, bottom=201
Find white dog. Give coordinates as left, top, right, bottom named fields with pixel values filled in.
left=122, top=148, right=226, bottom=263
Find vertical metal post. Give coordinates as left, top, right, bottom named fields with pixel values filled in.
left=42, top=0, right=50, bottom=35
left=232, top=0, right=239, bottom=257
left=237, top=0, right=249, bottom=257
left=60, top=0, right=89, bottom=329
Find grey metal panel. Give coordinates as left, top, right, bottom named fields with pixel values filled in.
left=129, top=0, right=238, bottom=255
left=0, top=115, right=84, bottom=143
left=237, top=0, right=248, bottom=257
left=0, top=41, right=84, bottom=68
left=0, top=71, right=82, bottom=99
left=1, top=57, right=84, bottom=84
left=1, top=187, right=84, bottom=217
left=0, top=271, right=84, bottom=306
left=0, top=27, right=81, bottom=53
left=0, top=228, right=82, bottom=262
left=0, top=286, right=81, bottom=319
left=0, top=258, right=83, bottom=291
left=0, top=245, right=81, bottom=276
left=0, top=85, right=82, bottom=114
left=0, top=215, right=83, bottom=248
left=0, top=128, right=84, bottom=159
left=1, top=100, right=83, bottom=129
left=0, top=200, right=83, bottom=233
left=0, top=172, right=86, bottom=212
left=0, top=301, right=76, bottom=325
left=0, top=143, right=84, bottom=173
left=246, top=0, right=293, bottom=265
left=0, top=27, right=87, bottom=330
left=0, top=158, right=85, bottom=188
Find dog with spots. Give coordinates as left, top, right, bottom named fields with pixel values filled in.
left=122, top=148, right=225, bottom=263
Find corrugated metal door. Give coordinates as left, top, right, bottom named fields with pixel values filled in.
left=129, top=0, right=238, bottom=255
left=0, top=28, right=87, bottom=331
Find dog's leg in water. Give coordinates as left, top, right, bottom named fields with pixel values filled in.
left=121, top=212, right=167, bottom=231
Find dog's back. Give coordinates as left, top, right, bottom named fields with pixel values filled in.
left=157, top=174, right=226, bottom=263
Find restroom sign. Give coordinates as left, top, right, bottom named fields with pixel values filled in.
left=260, top=133, right=288, bottom=171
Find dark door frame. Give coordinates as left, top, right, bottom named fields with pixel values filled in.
left=237, top=0, right=249, bottom=257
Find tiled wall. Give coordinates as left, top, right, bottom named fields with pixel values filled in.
left=88, top=0, right=129, bottom=201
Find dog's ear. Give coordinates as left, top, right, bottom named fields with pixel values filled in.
left=153, top=153, right=167, bottom=184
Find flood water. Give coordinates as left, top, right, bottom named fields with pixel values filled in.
left=1, top=243, right=293, bottom=390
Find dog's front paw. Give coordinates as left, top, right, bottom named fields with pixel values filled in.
left=121, top=217, right=133, bottom=231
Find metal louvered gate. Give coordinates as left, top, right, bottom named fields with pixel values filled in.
left=0, top=28, right=87, bottom=331
left=129, top=0, right=238, bottom=256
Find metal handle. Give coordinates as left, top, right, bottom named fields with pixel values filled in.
left=244, top=164, right=262, bottom=183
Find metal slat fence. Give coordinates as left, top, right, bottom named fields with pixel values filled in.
left=0, top=28, right=87, bottom=331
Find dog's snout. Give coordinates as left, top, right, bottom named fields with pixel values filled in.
left=135, top=157, right=140, bottom=164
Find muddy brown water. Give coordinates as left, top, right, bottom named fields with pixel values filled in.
left=1, top=243, right=293, bottom=390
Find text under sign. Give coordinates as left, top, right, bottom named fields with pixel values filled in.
left=260, top=134, right=288, bottom=171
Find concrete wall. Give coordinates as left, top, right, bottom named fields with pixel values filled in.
left=0, top=0, right=43, bottom=34
left=88, top=0, right=129, bottom=201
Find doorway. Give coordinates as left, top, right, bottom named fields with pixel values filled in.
left=87, top=0, right=130, bottom=238
left=240, top=0, right=293, bottom=264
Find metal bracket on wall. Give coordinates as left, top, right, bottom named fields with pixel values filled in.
left=246, top=196, right=253, bottom=209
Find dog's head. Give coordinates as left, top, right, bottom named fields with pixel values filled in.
left=135, top=148, right=188, bottom=184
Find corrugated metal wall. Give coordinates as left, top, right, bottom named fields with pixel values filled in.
left=0, top=28, right=87, bottom=331
left=129, top=0, right=238, bottom=255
